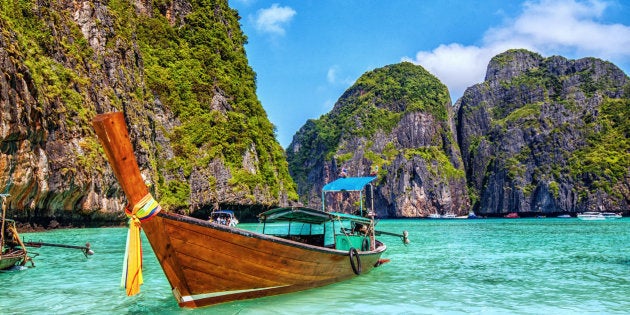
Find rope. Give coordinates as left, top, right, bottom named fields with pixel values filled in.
left=8, top=225, right=27, bottom=253
left=121, top=193, right=161, bottom=296
left=1, top=196, right=6, bottom=260
left=125, top=193, right=161, bottom=222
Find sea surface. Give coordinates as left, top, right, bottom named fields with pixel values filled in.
left=1, top=217, right=629, bottom=314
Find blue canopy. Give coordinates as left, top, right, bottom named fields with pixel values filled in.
left=322, top=176, right=377, bottom=192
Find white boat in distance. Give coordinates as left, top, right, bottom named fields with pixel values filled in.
left=577, top=212, right=622, bottom=220
left=428, top=212, right=467, bottom=219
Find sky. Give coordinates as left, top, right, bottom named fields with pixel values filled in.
left=229, top=0, right=630, bottom=148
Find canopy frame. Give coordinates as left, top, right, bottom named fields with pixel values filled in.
left=321, top=176, right=377, bottom=216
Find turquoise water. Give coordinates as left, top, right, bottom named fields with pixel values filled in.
left=1, top=218, right=629, bottom=314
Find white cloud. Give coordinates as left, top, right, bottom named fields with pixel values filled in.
left=253, top=3, right=296, bottom=35
left=408, top=0, right=630, bottom=101
left=327, top=66, right=338, bottom=84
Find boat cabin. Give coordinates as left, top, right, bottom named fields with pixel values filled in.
left=259, top=207, right=373, bottom=251
left=258, top=176, right=379, bottom=251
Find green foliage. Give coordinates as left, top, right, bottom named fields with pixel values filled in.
left=383, top=142, right=399, bottom=161
left=335, top=152, right=353, bottom=164
left=549, top=181, right=559, bottom=198
left=569, top=98, right=630, bottom=192
left=352, top=62, right=450, bottom=120
left=494, top=102, right=542, bottom=127
left=491, top=49, right=543, bottom=67
left=297, top=62, right=450, bottom=163
left=467, top=135, right=484, bottom=154
left=362, top=142, right=399, bottom=179
left=404, top=146, right=465, bottom=180
left=126, top=0, right=297, bottom=207
left=159, top=179, right=191, bottom=210
left=505, top=157, right=525, bottom=180
left=2, top=1, right=96, bottom=133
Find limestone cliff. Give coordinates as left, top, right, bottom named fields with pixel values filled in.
left=0, top=0, right=296, bottom=226
left=456, top=49, right=630, bottom=215
left=287, top=62, right=469, bottom=217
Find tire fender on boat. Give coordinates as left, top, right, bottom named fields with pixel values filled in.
left=349, top=247, right=362, bottom=275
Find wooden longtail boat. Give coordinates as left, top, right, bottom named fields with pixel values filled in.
left=1, top=194, right=92, bottom=271
left=1, top=194, right=32, bottom=270
left=92, top=112, right=398, bottom=308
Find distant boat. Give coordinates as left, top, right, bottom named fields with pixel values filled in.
left=442, top=212, right=457, bottom=219
left=577, top=212, right=623, bottom=220
left=577, top=212, right=605, bottom=220
left=208, top=210, right=239, bottom=227
left=557, top=214, right=572, bottom=218
left=92, top=112, right=409, bottom=308
left=428, top=212, right=465, bottom=219
left=504, top=212, right=519, bottom=218
left=467, top=211, right=478, bottom=219
left=601, top=212, right=622, bottom=219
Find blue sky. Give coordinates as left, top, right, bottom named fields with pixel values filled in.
left=230, top=0, right=630, bottom=148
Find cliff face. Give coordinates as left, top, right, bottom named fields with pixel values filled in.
left=456, top=49, right=630, bottom=215
left=2, top=2, right=627, bottom=225
left=287, top=62, right=469, bottom=217
left=0, top=0, right=296, bottom=226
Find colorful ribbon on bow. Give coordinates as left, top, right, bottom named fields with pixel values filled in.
left=121, top=193, right=161, bottom=296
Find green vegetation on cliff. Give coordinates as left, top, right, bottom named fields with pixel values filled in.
left=289, top=62, right=451, bottom=185
left=459, top=49, right=629, bottom=213
left=569, top=97, right=630, bottom=193
left=1, top=0, right=297, bottom=213
left=0, top=1, right=97, bottom=134
left=119, top=0, right=298, bottom=208
left=288, top=62, right=463, bottom=209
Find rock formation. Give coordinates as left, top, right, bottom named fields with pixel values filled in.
left=456, top=49, right=629, bottom=216
left=0, top=0, right=296, bottom=226
left=287, top=62, right=469, bottom=217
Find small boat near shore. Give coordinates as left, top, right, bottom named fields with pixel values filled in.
left=1, top=194, right=33, bottom=271
left=1, top=194, right=94, bottom=271
left=577, top=212, right=622, bottom=220
left=602, top=212, right=623, bottom=219
left=92, top=112, right=408, bottom=308
left=427, top=212, right=467, bottom=219
left=208, top=210, right=239, bottom=227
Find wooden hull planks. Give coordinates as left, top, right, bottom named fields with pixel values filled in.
left=142, top=212, right=386, bottom=307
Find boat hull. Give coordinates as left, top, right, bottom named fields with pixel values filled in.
left=142, top=212, right=386, bottom=308
left=0, top=250, right=27, bottom=270
left=577, top=212, right=622, bottom=220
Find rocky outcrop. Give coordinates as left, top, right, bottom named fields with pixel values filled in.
left=0, top=0, right=296, bottom=226
left=456, top=49, right=630, bottom=216
left=288, top=62, right=469, bottom=217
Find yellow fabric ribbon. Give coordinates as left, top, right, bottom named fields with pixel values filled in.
left=121, top=193, right=161, bottom=296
